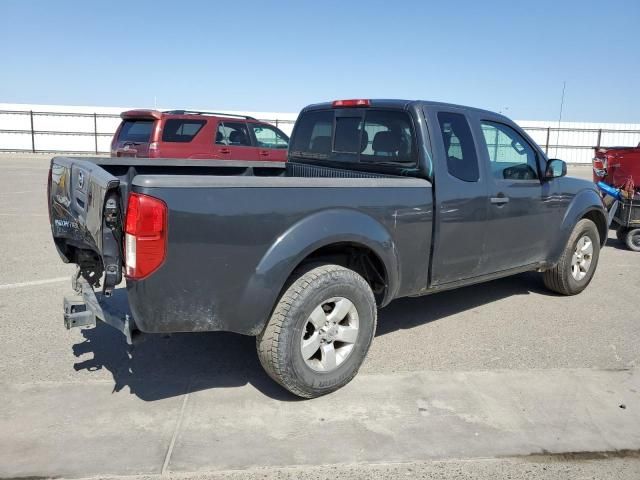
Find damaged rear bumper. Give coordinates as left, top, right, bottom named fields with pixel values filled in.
left=63, top=275, right=137, bottom=344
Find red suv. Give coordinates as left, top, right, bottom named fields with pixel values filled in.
left=111, top=110, right=289, bottom=161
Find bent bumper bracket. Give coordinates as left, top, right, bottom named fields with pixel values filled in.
left=63, top=275, right=136, bottom=345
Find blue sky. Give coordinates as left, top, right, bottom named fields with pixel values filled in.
left=1, top=0, right=638, bottom=122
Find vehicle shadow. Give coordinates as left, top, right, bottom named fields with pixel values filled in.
left=605, top=236, right=634, bottom=252
left=376, top=271, right=552, bottom=336
left=72, top=324, right=297, bottom=402
left=72, top=272, right=551, bottom=402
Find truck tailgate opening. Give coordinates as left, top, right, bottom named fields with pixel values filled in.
left=49, top=156, right=124, bottom=295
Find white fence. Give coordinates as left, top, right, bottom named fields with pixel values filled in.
left=1, top=103, right=638, bottom=163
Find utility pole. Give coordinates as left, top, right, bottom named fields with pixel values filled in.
left=555, top=81, right=566, bottom=157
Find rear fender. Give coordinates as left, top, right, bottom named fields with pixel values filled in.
left=239, top=209, right=400, bottom=335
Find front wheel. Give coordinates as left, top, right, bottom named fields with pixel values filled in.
left=257, top=264, right=377, bottom=398
left=543, top=219, right=601, bottom=295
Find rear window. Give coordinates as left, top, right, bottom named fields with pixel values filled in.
left=291, top=110, right=334, bottom=157
left=290, top=109, right=417, bottom=167
left=161, top=119, right=206, bottom=143
left=361, top=110, right=416, bottom=164
left=118, top=120, right=154, bottom=143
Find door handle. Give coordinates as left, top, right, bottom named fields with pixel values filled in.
left=259, top=150, right=270, bottom=156
left=220, top=148, right=230, bottom=154
left=490, top=194, right=510, bottom=205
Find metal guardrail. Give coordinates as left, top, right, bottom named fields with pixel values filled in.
left=0, top=109, right=297, bottom=154
left=0, top=109, right=637, bottom=156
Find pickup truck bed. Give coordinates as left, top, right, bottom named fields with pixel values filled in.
left=51, top=157, right=432, bottom=336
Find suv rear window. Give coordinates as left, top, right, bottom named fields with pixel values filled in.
left=161, top=119, right=206, bottom=143
left=290, top=109, right=417, bottom=167
left=118, top=120, right=154, bottom=143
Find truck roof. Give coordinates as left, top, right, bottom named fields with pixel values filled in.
left=303, top=99, right=511, bottom=121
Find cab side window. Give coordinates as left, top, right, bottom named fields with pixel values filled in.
left=215, top=123, right=227, bottom=145
left=250, top=124, right=289, bottom=149
left=437, top=112, right=479, bottom=182
left=215, top=121, right=251, bottom=146
left=480, top=121, right=539, bottom=180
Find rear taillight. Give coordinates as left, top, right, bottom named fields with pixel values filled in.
left=593, top=156, right=607, bottom=178
left=124, top=192, right=167, bottom=279
left=148, top=142, right=159, bottom=158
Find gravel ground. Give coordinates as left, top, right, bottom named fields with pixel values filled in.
left=65, top=457, right=640, bottom=480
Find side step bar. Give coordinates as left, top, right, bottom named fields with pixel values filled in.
left=63, top=275, right=137, bottom=345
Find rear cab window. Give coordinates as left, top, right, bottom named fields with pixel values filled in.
left=290, top=108, right=418, bottom=174
left=161, top=119, right=206, bottom=143
left=436, top=112, right=480, bottom=182
left=118, top=120, right=154, bottom=143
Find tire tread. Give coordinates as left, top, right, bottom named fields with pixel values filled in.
left=256, top=264, right=375, bottom=398
left=543, top=219, right=599, bottom=295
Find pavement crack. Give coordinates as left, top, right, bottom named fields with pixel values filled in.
left=161, top=378, right=192, bottom=476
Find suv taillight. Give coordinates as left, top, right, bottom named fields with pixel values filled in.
left=124, top=192, right=167, bottom=279
left=593, top=156, right=607, bottom=178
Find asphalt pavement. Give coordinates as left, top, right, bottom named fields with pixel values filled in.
left=0, top=154, right=639, bottom=479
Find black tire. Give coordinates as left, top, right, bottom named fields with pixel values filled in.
left=543, top=219, right=601, bottom=295
left=257, top=264, right=377, bottom=398
left=616, top=226, right=628, bottom=242
left=625, top=228, right=640, bottom=252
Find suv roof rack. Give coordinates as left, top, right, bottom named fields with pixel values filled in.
left=163, top=110, right=257, bottom=120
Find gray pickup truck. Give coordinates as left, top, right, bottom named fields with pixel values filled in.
left=49, top=99, right=607, bottom=398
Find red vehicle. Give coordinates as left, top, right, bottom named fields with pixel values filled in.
left=592, top=145, right=640, bottom=187
left=111, top=110, right=289, bottom=161
left=593, top=145, right=640, bottom=251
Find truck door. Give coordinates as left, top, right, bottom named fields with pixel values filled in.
left=248, top=123, right=289, bottom=161
left=473, top=118, right=549, bottom=271
left=214, top=121, right=261, bottom=160
left=427, top=108, right=491, bottom=285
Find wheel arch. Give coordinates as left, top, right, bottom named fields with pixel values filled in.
left=239, top=209, right=400, bottom=335
left=581, top=208, right=608, bottom=247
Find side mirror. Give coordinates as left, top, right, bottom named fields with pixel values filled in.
left=545, top=159, right=567, bottom=179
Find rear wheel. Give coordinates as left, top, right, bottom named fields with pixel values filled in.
left=625, top=228, right=640, bottom=252
left=543, top=219, right=600, bottom=295
left=257, top=264, right=377, bottom=398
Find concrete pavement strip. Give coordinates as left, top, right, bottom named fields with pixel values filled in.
left=0, top=367, right=638, bottom=478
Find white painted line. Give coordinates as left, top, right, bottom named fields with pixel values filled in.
left=1, top=166, right=48, bottom=170
left=0, top=190, right=40, bottom=195
left=0, top=277, right=68, bottom=290
left=0, top=213, right=48, bottom=217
